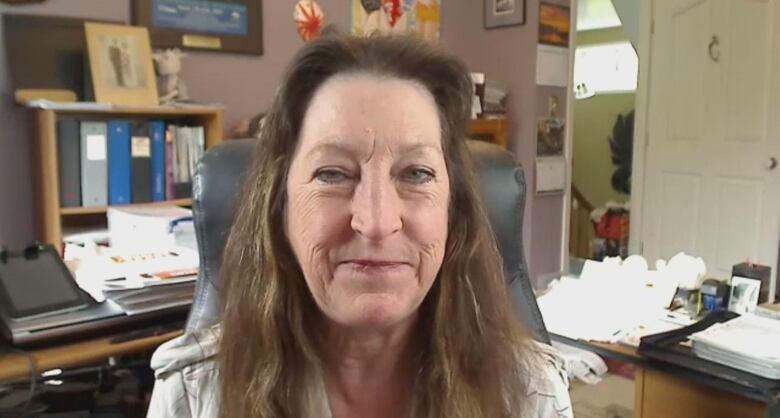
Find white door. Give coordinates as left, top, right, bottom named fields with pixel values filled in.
left=642, top=0, right=780, bottom=299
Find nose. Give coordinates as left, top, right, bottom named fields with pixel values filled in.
left=350, top=171, right=402, bottom=241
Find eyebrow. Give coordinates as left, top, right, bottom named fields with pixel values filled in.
left=305, top=139, right=443, bottom=159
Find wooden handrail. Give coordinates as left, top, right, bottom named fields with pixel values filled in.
left=571, top=185, right=595, bottom=213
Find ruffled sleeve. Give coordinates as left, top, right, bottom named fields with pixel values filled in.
left=520, top=342, right=574, bottom=418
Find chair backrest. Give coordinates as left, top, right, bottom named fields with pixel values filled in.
left=186, top=139, right=549, bottom=343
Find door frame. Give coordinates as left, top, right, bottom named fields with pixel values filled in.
left=627, top=0, right=654, bottom=256
left=559, top=0, right=579, bottom=273
left=560, top=0, right=654, bottom=266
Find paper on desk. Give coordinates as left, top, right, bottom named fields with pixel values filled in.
left=106, top=281, right=195, bottom=316
left=691, top=315, right=780, bottom=360
left=690, top=314, right=780, bottom=379
left=618, top=313, right=693, bottom=348
left=538, top=256, right=681, bottom=342
left=75, top=247, right=198, bottom=302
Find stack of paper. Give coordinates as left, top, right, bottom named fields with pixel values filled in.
left=104, top=282, right=195, bottom=316
left=482, top=79, right=507, bottom=114
left=74, top=247, right=198, bottom=315
left=757, top=303, right=780, bottom=320
left=690, top=314, right=780, bottom=379
left=107, top=206, right=195, bottom=251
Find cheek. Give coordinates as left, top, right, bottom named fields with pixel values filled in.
left=405, top=190, right=449, bottom=283
left=286, top=189, right=352, bottom=280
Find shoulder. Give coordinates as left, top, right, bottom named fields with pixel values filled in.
left=146, top=324, right=221, bottom=418
left=150, top=324, right=220, bottom=377
left=518, top=341, right=573, bottom=418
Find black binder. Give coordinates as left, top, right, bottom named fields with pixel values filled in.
left=56, top=118, right=82, bottom=207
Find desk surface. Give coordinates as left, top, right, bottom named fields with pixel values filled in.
left=0, top=330, right=182, bottom=383
left=551, top=334, right=642, bottom=362
left=551, top=333, right=773, bottom=418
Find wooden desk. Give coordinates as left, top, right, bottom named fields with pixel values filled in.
left=0, top=330, right=182, bottom=383
left=555, top=336, right=767, bottom=418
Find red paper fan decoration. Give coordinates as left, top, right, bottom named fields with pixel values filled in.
left=294, top=0, right=324, bottom=42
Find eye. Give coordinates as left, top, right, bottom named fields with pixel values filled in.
left=314, top=168, right=350, bottom=184
left=401, top=167, right=435, bottom=184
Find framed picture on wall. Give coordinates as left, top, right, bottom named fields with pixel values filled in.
left=539, top=2, right=570, bottom=47
left=84, top=22, right=159, bottom=106
left=484, top=0, right=526, bottom=29
left=132, top=0, right=263, bottom=55
left=351, top=0, right=442, bottom=42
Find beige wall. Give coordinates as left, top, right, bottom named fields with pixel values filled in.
left=572, top=93, right=634, bottom=209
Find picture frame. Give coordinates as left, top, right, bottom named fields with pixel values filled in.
left=132, top=0, right=263, bottom=55
left=352, top=0, right=442, bottom=42
left=539, top=2, right=570, bottom=47
left=484, top=0, right=526, bottom=29
left=536, top=117, right=565, bottom=157
left=728, top=276, right=761, bottom=314
left=84, top=22, right=159, bottom=106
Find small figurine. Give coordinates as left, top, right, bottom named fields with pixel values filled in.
left=152, top=48, right=189, bottom=104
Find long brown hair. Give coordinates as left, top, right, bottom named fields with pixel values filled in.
left=219, top=35, right=533, bottom=418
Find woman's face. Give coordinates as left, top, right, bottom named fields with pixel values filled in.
left=286, top=74, right=450, bottom=330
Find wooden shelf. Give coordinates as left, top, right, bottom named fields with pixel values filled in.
left=60, top=198, right=193, bottom=216
left=0, top=329, right=183, bottom=383
left=30, top=106, right=223, bottom=246
left=468, top=117, right=508, bottom=148
left=28, top=103, right=224, bottom=117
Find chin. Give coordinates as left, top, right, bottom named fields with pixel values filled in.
left=340, top=294, right=415, bottom=329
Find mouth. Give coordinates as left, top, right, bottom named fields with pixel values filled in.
left=339, top=260, right=412, bottom=272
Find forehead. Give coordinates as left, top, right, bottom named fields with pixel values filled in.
left=296, top=73, right=442, bottom=155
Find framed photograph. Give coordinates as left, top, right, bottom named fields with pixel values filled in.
left=351, top=0, right=442, bottom=42
left=536, top=117, right=565, bottom=157
left=728, top=276, right=761, bottom=314
left=484, top=0, right=525, bottom=29
left=539, top=2, right=570, bottom=47
left=84, top=22, right=159, bottom=106
left=132, top=0, right=263, bottom=55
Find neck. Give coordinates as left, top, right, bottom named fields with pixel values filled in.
left=323, top=315, right=419, bottom=418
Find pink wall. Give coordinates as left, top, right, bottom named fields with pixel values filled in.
left=441, top=0, right=569, bottom=283
left=0, top=0, right=566, bottom=283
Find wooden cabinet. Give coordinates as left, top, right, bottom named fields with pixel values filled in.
left=29, top=105, right=223, bottom=246
left=468, top=117, right=508, bottom=148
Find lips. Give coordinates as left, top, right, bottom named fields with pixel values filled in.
left=339, top=259, right=412, bottom=273
left=342, top=259, right=409, bottom=267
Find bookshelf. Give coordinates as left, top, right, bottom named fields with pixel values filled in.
left=468, top=117, right=508, bottom=149
left=59, top=198, right=194, bottom=216
left=30, top=104, right=223, bottom=247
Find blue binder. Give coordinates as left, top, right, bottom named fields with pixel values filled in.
left=107, top=121, right=131, bottom=205
left=150, top=120, right=167, bottom=202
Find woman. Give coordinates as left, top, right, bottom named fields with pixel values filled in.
left=147, top=35, right=571, bottom=418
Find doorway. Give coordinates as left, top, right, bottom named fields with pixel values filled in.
left=568, top=0, right=637, bottom=262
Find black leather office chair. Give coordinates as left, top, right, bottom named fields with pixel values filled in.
left=186, top=139, right=550, bottom=344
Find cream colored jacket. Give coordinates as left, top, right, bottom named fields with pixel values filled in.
left=146, top=325, right=573, bottom=418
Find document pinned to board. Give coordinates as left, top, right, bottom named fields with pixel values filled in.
left=536, top=45, right=569, bottom=87
left=536, top=156, right=566, bottom=194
